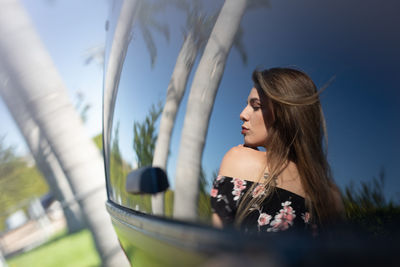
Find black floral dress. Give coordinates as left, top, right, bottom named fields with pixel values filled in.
left=211, top=175, right=315, bottom=234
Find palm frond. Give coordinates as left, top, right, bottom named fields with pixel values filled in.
left=146, top=17, right=170, bottom=42
left=195, top=12, right=219, bottom=49
left=140, top=25, right=157, bottom=68
left=137, top=0, right=170, bottom=67
left=233, top=26, right=247, bottom=65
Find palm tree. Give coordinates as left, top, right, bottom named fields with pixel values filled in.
left=133, top=103, right=162, bottom=168
left=173, top=0, right=268, bottom=221
left=103, top=0, right=168, bottom=181
left=151, top=0, right=215, bottom=215
left=0, top=76, right=85, bottom=233
left=85, top=0, right=170, bottom=78
left=151, top=0, right=248, bottom=215
left=137, top=0, right=170, bottom=68
left=0, top=0, right=128, bottom=265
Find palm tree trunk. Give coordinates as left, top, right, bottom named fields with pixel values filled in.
left=173, top=0, right=248, bottom=221
left=103, top=0, right=139, bottom=187
left=0, top=78, right=85, bottom=233
left=151, top=30, right=199, bottom=215
left=0, top=0, right=128, bottom=265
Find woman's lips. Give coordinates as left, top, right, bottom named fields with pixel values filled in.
left=241, top=126, right=249, bottom=134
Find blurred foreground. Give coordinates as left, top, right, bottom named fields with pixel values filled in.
left=0, top=196, right=99, bottom=267
left=1, top=198, right=65, bottom=257
left=5, top=229, right=99, bottom=267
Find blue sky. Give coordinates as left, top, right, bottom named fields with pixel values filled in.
left=111, top=0, right=400, bottom=200
left=1, top=0, right=399, bottom=201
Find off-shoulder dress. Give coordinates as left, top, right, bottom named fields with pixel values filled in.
left=210, top=175, right=316, bottom=234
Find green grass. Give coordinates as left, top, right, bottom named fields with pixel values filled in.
left=7, top=229, right=100, bottom=267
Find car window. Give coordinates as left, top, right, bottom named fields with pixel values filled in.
left=104, top=0, right=400, bottom=227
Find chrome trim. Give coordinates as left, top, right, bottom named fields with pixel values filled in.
left=106, top=200, right=239, bottom=253
left=106, top=201, right=400, bottom=266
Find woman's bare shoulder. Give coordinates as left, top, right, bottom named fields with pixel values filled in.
left=219, top=145, right=266, bottom=182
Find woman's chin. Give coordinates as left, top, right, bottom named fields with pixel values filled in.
left=243, top=142, right=259, bottom=150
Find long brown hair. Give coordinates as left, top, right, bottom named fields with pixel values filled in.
left=235, top=67, right=341, bottom=227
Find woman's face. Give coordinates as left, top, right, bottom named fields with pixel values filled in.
left=240, top=87, right=273, bottom=148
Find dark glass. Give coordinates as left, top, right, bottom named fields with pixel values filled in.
left=104, top=0, right=400, bottom=226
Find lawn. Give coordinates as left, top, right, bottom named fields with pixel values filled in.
left=7, top=229, right=100, bottom=267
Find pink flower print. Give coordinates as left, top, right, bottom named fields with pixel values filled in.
left=302, top=212, right=310, bottom=224
left=252, top=184, right=265, bottom=198
left=232, top=189, right=241, bottom=201
left=216, top=194, right=227, bottom=204
left=232, top=178, right=246, bottom=191
left=267, top=201, right=296, bottom=232
left=282, top=201, right=292, bottom=207
left=258, top=213, right=272, bottom=226
left=282, top=205, right=294, bottom=215
left=210, top=188, right=218, bottom=198
left=284, top=212, right=295, bottom=222
left=231, top=178, right=247, bottom=201
left=269, top=214, right=289, bottom=232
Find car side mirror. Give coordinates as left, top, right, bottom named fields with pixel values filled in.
left=125, top=166, right=169, bottom=194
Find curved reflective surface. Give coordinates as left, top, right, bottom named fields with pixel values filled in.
left=104, top=0, right=400, bottom=226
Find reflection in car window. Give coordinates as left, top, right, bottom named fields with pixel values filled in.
left=105, top=0, right=400, bottom=231
left=211, top=68, right=344, bottom=234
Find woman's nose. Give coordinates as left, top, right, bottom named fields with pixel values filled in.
left=240, top=106, right=248, bottom=121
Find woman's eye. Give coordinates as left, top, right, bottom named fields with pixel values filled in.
left=252, top=105, right=261, bottom=111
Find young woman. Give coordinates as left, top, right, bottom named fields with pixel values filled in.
left=211, top=67, right=343, bottom=234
